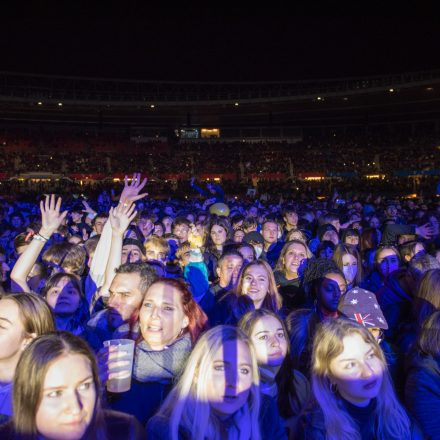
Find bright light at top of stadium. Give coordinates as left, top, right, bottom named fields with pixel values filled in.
left=317, top=96, right=322, bottom=101
left=150, top=104, right=155, bottom=108
left=389, top=88, right=394, bottom=93
left=58, top=102, right=63, bottom=106
left=37, top=102, right=43, bottom=105
left=234, top=102, right=239, bottom=106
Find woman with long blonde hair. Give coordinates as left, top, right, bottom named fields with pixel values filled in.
left=216, top=260, right=283, bottom=325
left=147, top=325, right=287, bottom=439
left=304, top=319, right=420, bottom=440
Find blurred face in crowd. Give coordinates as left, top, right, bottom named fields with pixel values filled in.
left=71, top=212, right=82, bottom=224
left=138, top=217, right=154, bottom=238
left=46, top=276, right=81, bottom=317
left=318, top=272, right=347, bottom=313
left=284, top=242, right=307, bottom=277
left=145, top=244, right=167, bottom=264
left=93, top=216, right=107, bottom=235
left=121, top=244, right=143, bottom=264
left=386, top=205, right=397, bottom=219
left=217, top=255, right=243, bottom=288
left=377, top=249, right=399, bottom=279
left=369, top=216, right=380, bottom=229
left=237, top=245, right=255, bottom=265
left=139, top=282, right=189, bottom=351
left=329, top=219, right=341, bottom=233
left=107, top=273, right=143, bottom=329
left=36, top=353, right=96, bottom=440
left=0, top=253, right=10, bottom=283
left=162, top=216, right=173, bottom=234
left=153, top=223, right=164, bottom=237
left=319, top=245, right=334, bottom=260
left=284, top=211, right=298, bottom=228
left=247, top=207, right=258, bottom=218
left=233, top=229, right=245, bottom=243
left=329, top=333, right=383, bottom=407
left=211, top=225, right=228, bottom=247
left=206, top=339, right=253, bottom=416
left=344, top=234, right=359, bottom=246
left=242, top=265, right=269, bottom=309
left=262, top=222, right=279, bottom=247
left=323, top=230, right=339, bottom=246
left=173, top=223, right=190, bottom=244
left=250, top=315, right=287, bottom=367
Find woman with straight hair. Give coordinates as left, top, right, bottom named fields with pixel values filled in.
left=203, top=217, right=232, bottom=281
left=274, top=240, right=312, bottom=312
left=217, top=260, right=283, bottom=325
left=239, top=309, right=311, bottom=437
left=303, top=319, right=421, bottom=440
left=413, top=269, right=440, bottom=328
left=333, top=244, right=363, bottom=291
left=147, top=325, right=287, bottom=440
left=0, top=292, right=55, bottom=418
left=360, top=245, right=400, bottom=294
left=405, top=310, right=440, bottom=439
left=0, top=331, right=144, bottom=439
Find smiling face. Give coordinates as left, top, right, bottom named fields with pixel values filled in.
left=241, top=265, right=270, bottom=309
left=250, top=315, right=287, bottom=367
left=139, top=282, right=189, bottom=351
left=206, top=339, right=253, bottom=416
left=35, top=353, right=97, bottom=440
left=329, top=333, right=384, bottom=407
left=46, top=277, right=81, bottom=317
left=284, top=242, right=307, bottom=276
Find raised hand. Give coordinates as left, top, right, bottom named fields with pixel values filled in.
left=39, top=194, right=68, bottom=238
left=119, top=173, right=148, bottom=205
left=416, top=222, right=434, bottom=239
left=109, top=202, right=137, bottom=236
left=81, top=200, right=97, bottom=216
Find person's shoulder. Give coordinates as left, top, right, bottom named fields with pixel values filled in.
left=102, top=409, right=146, bottom=439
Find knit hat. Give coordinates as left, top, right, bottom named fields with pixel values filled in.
left=338, top=287, right=388, bottom=329
left=122, top=238, right=145, bottom=255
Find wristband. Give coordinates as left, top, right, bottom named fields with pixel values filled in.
left=33, top=234, right=48, bottom=242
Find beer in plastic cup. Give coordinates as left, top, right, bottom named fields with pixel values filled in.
left=103, top=339, right=135, bottom=393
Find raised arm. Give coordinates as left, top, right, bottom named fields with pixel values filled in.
left=88, top=172, right=148, bottom=292
left=11, top=195, right=67, bottom=292
left=100, top=202, right=137, bottom=296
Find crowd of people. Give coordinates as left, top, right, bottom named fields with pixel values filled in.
left=1, top=129, right=440, bottom=178
left=0, top=170, right=439, bottom=439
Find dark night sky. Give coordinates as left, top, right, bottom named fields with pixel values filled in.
left=2, top=6, right=439, bottom=82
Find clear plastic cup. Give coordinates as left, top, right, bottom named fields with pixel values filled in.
left=103, top=339, right=135, bottom=393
